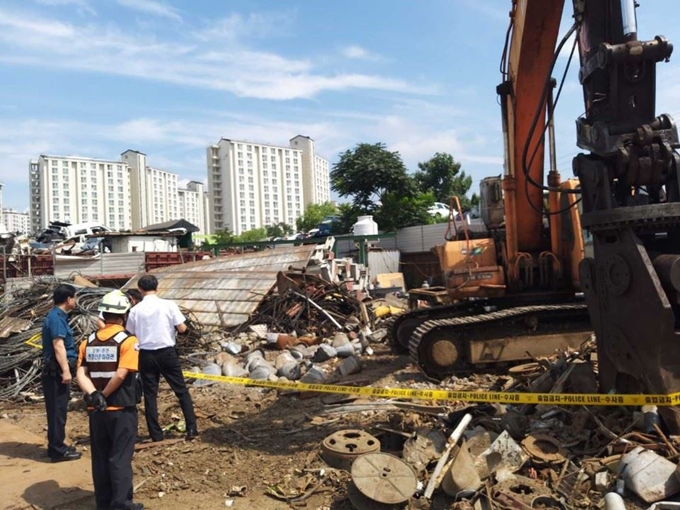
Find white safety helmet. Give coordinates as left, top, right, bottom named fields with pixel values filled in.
left=98, top=290, right=131, bottom=315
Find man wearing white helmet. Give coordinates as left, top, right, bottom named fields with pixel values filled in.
left=76, top=290, right=144, bottom=510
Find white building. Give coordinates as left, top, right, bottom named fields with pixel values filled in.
left=207, top=136, right=330, bottom=235
left=178, top=181, right=211, bottom=235
left=30, top=155, right=132, bottom=233
left=290, top=136, right=331, bottom=205
left=2, top=208, right=31, bottom=234
left=121, top=150, right=180, bottom=231
left=30, top=151, right=209, bottom=235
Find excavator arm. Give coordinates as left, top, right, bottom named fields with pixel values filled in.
left=504, top=0, right=680, bottom=429
left=396, top=1, right=680, bottom=429
left=570, top=0, right=680, bottom=430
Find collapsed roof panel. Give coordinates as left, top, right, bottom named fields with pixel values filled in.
left=123, top=244, right=322, bottom=329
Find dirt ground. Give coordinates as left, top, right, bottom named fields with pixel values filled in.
left=0, top=342, right=653, bottom=510
left=0, top=344, right=470, bottom=510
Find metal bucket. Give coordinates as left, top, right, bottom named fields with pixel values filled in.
left=300, top=365, right=326, bottom=384
left=335, top=343, right=355, bottom=358
left=441, top=441, right=482, bottom=498
left=249, top=363, right=275, bottom=380
left=338, top=356, right=361, bottom=377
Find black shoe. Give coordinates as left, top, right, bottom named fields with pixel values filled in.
left=186, top=428, right=199, bottom=441
left=129, top=503, right=144, bottom=510
left=151, top=435, right=165, bottom=443
left=51, top=450, right=82, bottom=463
left=45, top=445, right=76, bottom=458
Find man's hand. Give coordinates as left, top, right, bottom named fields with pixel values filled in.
left=61, top=371, right=72, bottom=385
left=85, top=390, right=107, bottom=412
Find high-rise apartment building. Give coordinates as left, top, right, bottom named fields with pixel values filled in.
left=178, top=181, right=210, bottom=235
left=30, top=151, right=208, bottom=234
left=290, top=136, right=331, bottom=205
left=121, top=150, right=180, bottom=230
left=207, top=136, right=330, bottom=235
left=2, top=208, right=31, bottom=234
left=29, top=155, right=132, bottom=233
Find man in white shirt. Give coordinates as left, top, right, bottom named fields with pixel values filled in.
left=126, top=274, right=198, bottom=441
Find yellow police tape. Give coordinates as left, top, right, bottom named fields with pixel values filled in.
left=25, top=333, right=42, bottom=349
left=25, top=334, right=679, bottom=407
left=182, top=371, right=680, bottom=407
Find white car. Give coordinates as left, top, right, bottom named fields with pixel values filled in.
left=428, top=202, right=451, bottom=217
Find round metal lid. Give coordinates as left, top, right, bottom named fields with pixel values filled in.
left=321, top=429, right=380, bottom=470
left=351, top=452, right=417, bottom=505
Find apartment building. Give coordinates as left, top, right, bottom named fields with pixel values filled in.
left=207, top=135, right=330, bottom=235
left=29, top=155, right=132, bottom=233
left=121, top=150, right=180, bottom=230
left=30, top=151, right=208, bottom=234
left=290, top=136, right=331, bottom=205
left=178, top=181, right=211, bottom=235
left=2, top=208, right=31, bottom=234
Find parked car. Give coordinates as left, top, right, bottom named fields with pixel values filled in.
left=428, top=202, right=462, bottom=219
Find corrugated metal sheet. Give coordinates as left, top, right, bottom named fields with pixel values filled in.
left=140, top=271, right=280, bottom=328
left=395, top=221, right=486, bottom=253
left=0, top=316, right=32, bottom=338
left=54, top=253, right=146, bottom=278
left=152, top=244, right=318, bottom=274
left=124, top=244, right=319, bottom=330
left=367, top=250, right=400, bottom=278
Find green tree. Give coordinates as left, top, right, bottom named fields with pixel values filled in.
left=213, top=228, right=235, bottom=245
left=296, top=201, right=337, bottom=233
left=235, top=227, right=267, bottom=243
left=414, top=153, right=474, bottom=209
left=331, top=143, right=415, bottom=210
left=374, top=191, right=436, bottom=231
left=266, top=222, right=294, bottom=239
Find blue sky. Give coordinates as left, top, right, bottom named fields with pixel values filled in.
left=2, top=0, right=680, bottom=213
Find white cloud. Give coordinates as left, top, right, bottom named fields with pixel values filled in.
left=0, top=7, right=434, bottom=100
left=33, top=0, right=96, bottom=15
left=0, top=99, right=505, bottom=211
left=115, top=0, right=182, bottom=22
left=341, top=45, right=384, bottom=62
left=197, top=11, right=295, bottom=41
left=0, top=10, right=75, bottom=37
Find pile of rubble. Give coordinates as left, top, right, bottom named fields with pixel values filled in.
left=0, top=276, right=206, bottom=399
left=188, top=271, right=379, bottom=384
left=5, top=248, right=680, bottom=509
left=258, top=337, right=680, bottom=510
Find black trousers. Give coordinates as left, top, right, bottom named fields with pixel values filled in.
left=41, top=372, right=70, bottom=458
left=139, top=347, right=196, bottom=440
left=89, top=407, right=138, bottom=510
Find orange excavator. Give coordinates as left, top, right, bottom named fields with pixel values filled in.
left=392, top=0, right=680, bottom=429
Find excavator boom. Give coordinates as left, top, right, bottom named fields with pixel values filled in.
left=393, top=0, right=680, bottom=432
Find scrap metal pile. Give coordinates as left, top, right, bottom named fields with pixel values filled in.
left=234, top=271, right=373, bottom=338
left=190, top=271, right=377, bottom=383
left=259, top=335, right=680, bottom=509
left=0, top=277, right=205, bottom=400
left=0, top=278, right=102, bottom=399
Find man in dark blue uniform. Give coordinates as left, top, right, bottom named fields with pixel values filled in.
left=41, top=283, right=82, bottom=462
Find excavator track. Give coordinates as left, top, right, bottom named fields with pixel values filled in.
left=389, top=303, right=479, bottom=354
left=408, top=303, right=592, bottom=381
